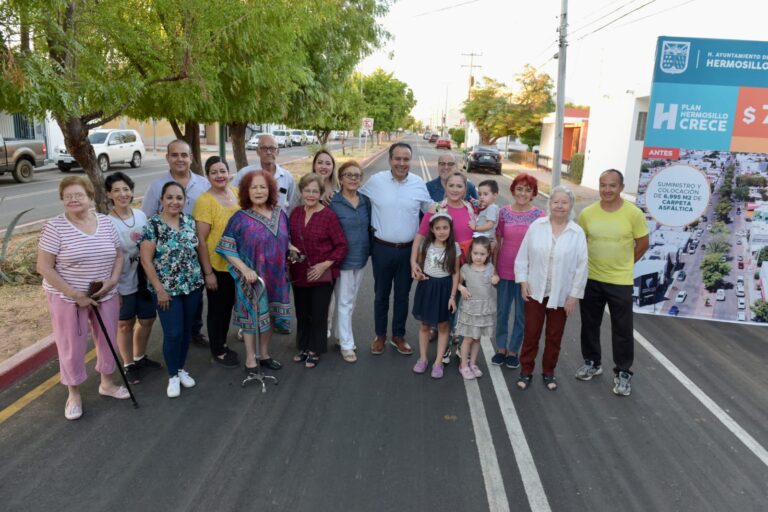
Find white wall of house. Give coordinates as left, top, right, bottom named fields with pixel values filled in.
left=582, top=90, right=649, bottom=195
left=539, top=122, right=555, bottom=159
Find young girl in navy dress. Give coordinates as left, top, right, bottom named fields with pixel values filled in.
left=455, top=237, right=499, bottom=380
left=411, top=212, right=460, bottom=379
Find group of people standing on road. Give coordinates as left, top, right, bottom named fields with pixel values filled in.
left=37, top=137, right=648, bottom=421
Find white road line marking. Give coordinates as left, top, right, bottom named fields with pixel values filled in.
left=480, top=336, right=552, bottom=512
left=2, top=169, right=171, bottom=201
left=634, top=329, right=768, bottom=468
left=420, top=155, right=431, bottom=180
left=464, top=377, right=510, bottom=512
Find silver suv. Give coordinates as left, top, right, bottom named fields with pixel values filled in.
left=56, top=129, right=145, bottom=172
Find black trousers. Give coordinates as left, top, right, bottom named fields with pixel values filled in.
left=293, top=283, right=334, bottom=355
left=206, top=270, right=236, bottom=357
left=579, top=279, right=634, bottom=374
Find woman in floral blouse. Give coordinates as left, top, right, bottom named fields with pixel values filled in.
left=140, top=181, right=205, bottom=399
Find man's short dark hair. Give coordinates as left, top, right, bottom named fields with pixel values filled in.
left=600, top=168, right=624, bottom=185
left=478, top=179, right=499, bottom=194
left=388, top=142, right=412, bottom=159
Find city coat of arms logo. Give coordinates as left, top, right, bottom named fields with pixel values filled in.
left=660, top=41, right=690, bottom=74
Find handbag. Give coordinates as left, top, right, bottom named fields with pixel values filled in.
left=298, top=215, right=333, bottom=285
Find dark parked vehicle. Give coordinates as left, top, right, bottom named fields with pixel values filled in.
left=668, top=305, right=680, bottom=316
left=0, top=135, right=47, bottom=183
left=429, top=133, right=439, bottom=143
left=677, top=270, right=686, bottom=281
left=464, top=145, right=502, bottom=175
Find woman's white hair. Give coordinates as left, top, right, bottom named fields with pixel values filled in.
left=548, top=185, right=576, bottom=221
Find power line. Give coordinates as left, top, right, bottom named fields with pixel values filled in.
left=570, top=0, right=645, bottom=36
left=415, top=0, right=483, bottom=17
left=576, top=0, right=657, bottom=41
left=612, top=0, right=697, bottom=29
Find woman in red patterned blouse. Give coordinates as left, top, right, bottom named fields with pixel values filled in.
left=288, top=173, right=348, bottom=368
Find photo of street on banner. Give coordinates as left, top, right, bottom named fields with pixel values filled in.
left=635, top=36, right=768, bottom=325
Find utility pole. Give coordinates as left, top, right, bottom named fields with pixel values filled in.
left=552, top=0, right=568, bottom=187
left=461, top=51, right=482, bottom=149
left=443, top=84, right=448, bottom=137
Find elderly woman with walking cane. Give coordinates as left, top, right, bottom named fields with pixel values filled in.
left=37, top=176, right=130, bottom=421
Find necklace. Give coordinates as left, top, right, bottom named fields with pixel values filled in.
left=111, top=208, right=135, bottom=228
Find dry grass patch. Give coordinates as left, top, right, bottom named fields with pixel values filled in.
left=0, top=284, right=49, bottom=363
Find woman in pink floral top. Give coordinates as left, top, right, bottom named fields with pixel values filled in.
left=493, top=173, right=545, bottom=369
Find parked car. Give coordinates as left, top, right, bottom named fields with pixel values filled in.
left=423, top=131, right=432, bottom=140
left=246, top=133, right=266, bottom=150
left=55, top=129, right=144, bottom=173
left=290, top=130, right=307, bottom=146
left=677, top=270, right=686, bottom=281
left=675, top=290, right=688, bottom=303
left=737, top=311, right=747, bottom=321
left=0, top=135, right=47, bottom=183
left=668, top=305, right=680, bottom=316
left=464, top=145, right=502, bottom=175
left=716, top=289, right=726, bottom=301
left=428, top=133, right=439, bottom=143
left=736, top=275, right=745, bottom=284
left=435, top=137, right=452, bottom=150
left=304, top=130, right=319, bottom=144
left=736, top=284, right=745, bottom=297
left=738, top=261, right=744, bottom=269
left=738, top=298, right=746, bottom=309
left=271, top=130, right=292, bottom=148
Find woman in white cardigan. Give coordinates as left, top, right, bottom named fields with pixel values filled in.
left=514, top=186, right=588, bottom=391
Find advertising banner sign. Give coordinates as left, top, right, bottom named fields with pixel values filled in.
left=636, top=36, right=768, bottom=325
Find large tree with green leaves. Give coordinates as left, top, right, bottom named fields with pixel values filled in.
left=0, top=0, right=220, bottom=210
left=361, top=68, right=416, bottom=138
left=462, top=65, right=553, bottom=146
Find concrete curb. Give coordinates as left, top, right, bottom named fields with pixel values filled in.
left=0, top=334, right=56, bottom=390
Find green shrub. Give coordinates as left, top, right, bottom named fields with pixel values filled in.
left=570, top=153, right=585, bottom=184
left=449, top=128, right=465, bottom=147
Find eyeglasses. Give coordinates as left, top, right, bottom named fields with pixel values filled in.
left=169, top=152, right=190, bottom=158
left=63, top=193, right=88, bottom=201
left=258, top=146, right=278, bottom=153
left=342, top=173, right=362, bottom=180
left=438, top=162, right=456, bottom=167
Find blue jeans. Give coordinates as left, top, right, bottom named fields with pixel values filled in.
left=372, top=242, right=413, bottom=337
left=495, top=279, right=524, bottom=353
left=157, top=287, right=203, bottom=376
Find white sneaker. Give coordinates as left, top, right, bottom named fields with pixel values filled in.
left=167, top=376, right=181, bottom=398
left=178, top=369, right=196, bottom=388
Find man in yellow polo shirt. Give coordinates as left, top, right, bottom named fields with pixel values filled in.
left=576, top=169, right=649, bottom=396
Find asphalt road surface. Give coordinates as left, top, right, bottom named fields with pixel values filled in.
left=1, top=136, right=766, bottom=512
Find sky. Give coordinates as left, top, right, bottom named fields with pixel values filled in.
left=358, top=0, right=768, bottom=126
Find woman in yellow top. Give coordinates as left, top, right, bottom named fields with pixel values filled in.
left=193, top=156, right=241, bottom=368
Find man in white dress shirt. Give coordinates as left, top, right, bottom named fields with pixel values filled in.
left=360, top=142, right=433, bottom=356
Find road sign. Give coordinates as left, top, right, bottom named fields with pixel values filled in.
left=361, top=118, right=374, bottom=131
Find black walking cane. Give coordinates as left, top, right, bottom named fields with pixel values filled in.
left=88, top=281, right=139, bottom=408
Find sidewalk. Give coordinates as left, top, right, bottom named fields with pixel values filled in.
left=501, top=161, right=601, bottom=208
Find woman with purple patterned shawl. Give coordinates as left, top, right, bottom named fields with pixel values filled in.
left=216, top=170, right=290, bottom=372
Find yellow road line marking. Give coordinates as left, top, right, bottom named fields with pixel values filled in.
left=0, top=349, right=97, bottom=425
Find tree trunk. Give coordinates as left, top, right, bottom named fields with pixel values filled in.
left=169, top=120, right=203, bottom=175
left=228, top=122, right=248, bottom=171
left=318, top=130, right=330, bottom=145
left=55, top=116, right=108, bottom=213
